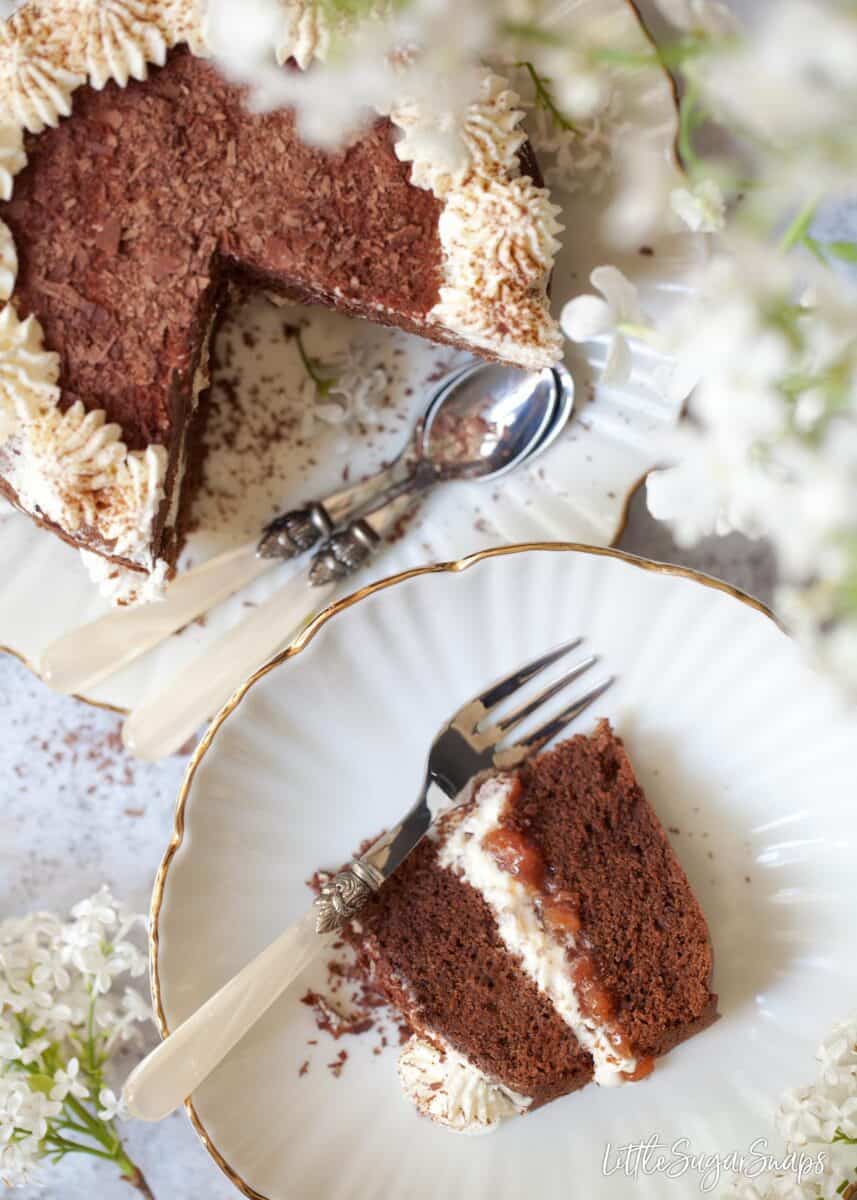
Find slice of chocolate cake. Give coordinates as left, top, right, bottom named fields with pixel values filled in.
left=0, top=1, right=563, bottom=601
left=349, top=721, right=717, bottom=1133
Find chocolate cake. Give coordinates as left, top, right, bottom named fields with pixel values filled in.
left=349, top=721, right=717, bottom=1133
left=0, top=1, right=563, bottom=601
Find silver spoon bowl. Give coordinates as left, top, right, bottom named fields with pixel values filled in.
left=307, top=362, right=574, bottom=585
left=258, top=359, right=572, bottom=558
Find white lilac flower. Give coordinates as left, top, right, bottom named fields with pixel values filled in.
left=646, top=231, right=857, bottom=694
left=722, top=1173, right=818, bottom=1200
left=50, top=1057, right=90, bottom=1102
left=97, top=1088, right=128, bottom=1123
left=300, top=337, right=390, bottom=450
left=18, top=1036, right=51, bottom=1065
left=0, top=888, right=153, bottom=1191
left=693, top=1, right=857, bottom=200
left=817, top=1015, right=857, bottom=1093
left=776, top=1086, right=841, bottom=1147
left=561, top=265, right=649, bottom=384
left=70, top=887, right=120, bottom=929
left=670, top=178, right=726, bottom=233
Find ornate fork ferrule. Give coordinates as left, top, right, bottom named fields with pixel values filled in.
left=314, top=859, right=385, bottom=934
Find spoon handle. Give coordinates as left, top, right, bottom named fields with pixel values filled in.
left=122, top=492, right=422, bottom=760
left=39, top=458, right=413, bottom=698
left=39, top=541, right=272, bottom=697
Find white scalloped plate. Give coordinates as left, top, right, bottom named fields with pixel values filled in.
left=0, top=0, right=699, bottom=714
left=152, top=544, right=857, bottom=1200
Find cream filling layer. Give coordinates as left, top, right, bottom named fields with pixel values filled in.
left=437, top=776, right=637, bottom=1087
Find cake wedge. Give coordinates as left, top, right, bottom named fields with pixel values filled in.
left=347, top=720, right=717, bottom=1133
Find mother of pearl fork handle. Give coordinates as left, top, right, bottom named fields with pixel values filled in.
left=122, top=490, right=418, bottom=759
left=124, top=907, right=337, bottom=1122
left=125, top=833, right=397, bottom=1120
left=39, top=458, right=411, bottom=697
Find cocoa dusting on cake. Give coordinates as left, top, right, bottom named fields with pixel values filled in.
left=3, top=49, right=443, bottom=451
left=0, top=47, right=449, bottom=573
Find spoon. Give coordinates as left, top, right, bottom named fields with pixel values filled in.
left=41, top=361, right=570, bottom=698
left=121, top=363, right=574, bottom=760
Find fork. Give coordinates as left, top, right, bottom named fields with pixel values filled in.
left=123, top=637, right=612, bottom=1122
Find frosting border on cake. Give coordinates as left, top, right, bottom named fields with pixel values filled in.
left=0, top=0, right=563, bottom=600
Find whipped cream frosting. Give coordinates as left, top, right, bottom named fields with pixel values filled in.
left=397, top=1035, right=530, bottom=1134
left=0, top=0, right=563, bottom=598
left=0, top=302, right=60, bottom=439
left=275, top=0, right=331, bottom=71
left=0, top=297, right=167, bottom=576
left=0, top=123, right=25, bottom=201
left=0, top=220, right=17, bottom=303
left=58, top=0, right=171, bottom=91
left=80, top=548, right=169, bottom=604
left=438, top=775, right=638, bottom=1086
left=0, top=7, right=84, bottom=134
left=391, top=71, right=563, bottom=369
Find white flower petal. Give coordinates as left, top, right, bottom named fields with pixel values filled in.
left=560, top=294, right=614, bottom=341
left=590, top=265, right=642, bottom=324
left=602, top=333, right=632, bottom=384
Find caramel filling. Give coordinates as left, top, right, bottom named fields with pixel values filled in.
left=482, top=797, right=654, bottom=1085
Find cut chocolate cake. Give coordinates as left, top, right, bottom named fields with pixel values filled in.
left=0, top=1, right=563, bottom=600
left=348, top=721, right=717, bottom=1133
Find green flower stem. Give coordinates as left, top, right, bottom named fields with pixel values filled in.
left=514, top=61, right=580, bottom=134
left=116, top=1144, right=156, bottom=1200
left=43, top=1130, right=116, bottom=1161
left=296, top=329, right=334, bottom=396
left=677, top=80, right=705, bottom=176
left=779, top=197, right=820, bottom=253
left=65, top=1094, right=117, bottom=1152
left=44, top=1108, right=156, bottom=1198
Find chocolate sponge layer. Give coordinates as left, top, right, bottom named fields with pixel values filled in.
left=352, top=721, right=717, bottom=1110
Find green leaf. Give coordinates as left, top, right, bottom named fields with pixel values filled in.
left=826, top=240, right=857, bottom=263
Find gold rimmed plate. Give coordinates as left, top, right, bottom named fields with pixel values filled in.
left=0, top=0, right=702, bottom=718
left=152, top=542, right=857, bottom=1200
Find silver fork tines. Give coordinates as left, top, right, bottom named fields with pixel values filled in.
left=313, top=637, right=614, bottom=933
